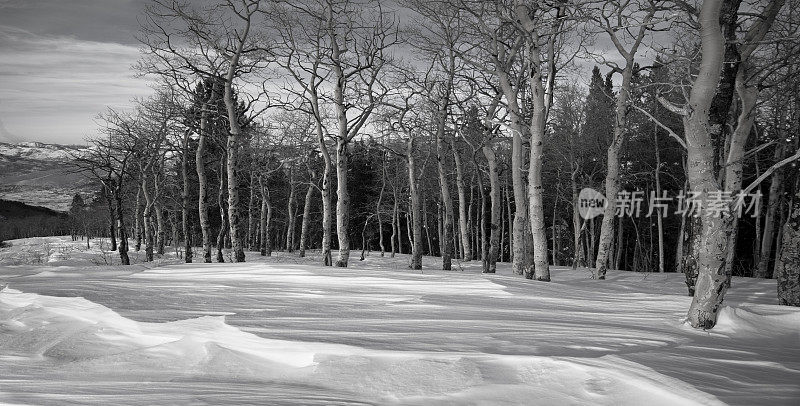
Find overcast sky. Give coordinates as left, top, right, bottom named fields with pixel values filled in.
left=0, top=0, right=153, bottom=145
left=0, top=0, right=637, bottom=146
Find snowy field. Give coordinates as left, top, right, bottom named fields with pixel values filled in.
left=1, top=236, right=798, bottom=405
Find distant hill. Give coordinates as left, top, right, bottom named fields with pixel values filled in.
left=0, top=199, right=67, bottom=219
left=0, top=199, right=70, bottom=242
left=0, top=142, right=97, bottom=212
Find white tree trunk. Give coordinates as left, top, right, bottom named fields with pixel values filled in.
left=335, top=139, right=351, bottom=267
left=775, top=187, right=799, bottom=306
left=196, top=105, right=212, bottom=263
left=453, top=145, right=472, bottom=261
left=408, top=136, right=423, bottom=269
left=298, top=172, right=315, bottom=258
left=483, top=145, right=500, bottom=273
left=756, top=145, right=786, bottom=277
left=685, top=0, right=728, bottom=329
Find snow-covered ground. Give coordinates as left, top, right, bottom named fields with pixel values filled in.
left=1, top=236, right=798, bottom=405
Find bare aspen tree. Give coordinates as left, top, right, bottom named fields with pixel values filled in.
left=140, top=0, right=273, bottom=263
left=588, top=0, right=662, bottom=279
left=298, top=160, right=317, bottom=258
left=514, top=0, right=572, bottom=281
left=382, top=88, right=426, bottom=270
left=458, top=1, right=532, bottom=275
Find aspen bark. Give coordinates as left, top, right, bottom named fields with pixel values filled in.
left=775, top=184, right=800, bottom=306
left=217, top=157, right=227, bottom=263
left=408, top=136, right=423, bottom=269
left=453, top=144, right=471, bottom=261
left=247, top=171, right=256, bottom=251
left=105, top=190, right=117, bottom=252
left=595, top=66, right=635, bottom=279
left=756, top=145, right=786, bottom=277
left=134, top=188, right=142, bottom=252
left=335, top=139, right=351, bottom=267
left=390, top=184, right=398, bottom=257
left=114, top=189, right=130, bottom=265
left=685, top=0, right=729, bottom=329
left=155, top=201, right=165, bottom=256
left=436, top=134, right=454, bottom=270
left=525, top=45, right=551, bottom=281
left=377, top=153, right=386, bottom=256
left=484, top=145, right=500, bottom=273
left=221, top=11, right=251, bottom=264
left=498, top=67, right=529, bottom=275
left=298, top=170, right=315, bottom=258
left=258, top=176, right=273, bottom=257
left=285, top=168, right=297, bottom=252
left=318, top=125, right=333, bottom=266
left=141, top=175, right=154, bottom=262
left=181, top=130, right=192, bottom=263
left=196, top=102, right=212, bottom=263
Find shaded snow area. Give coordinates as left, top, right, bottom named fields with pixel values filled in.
left=1, top=237, right=798, bottom=405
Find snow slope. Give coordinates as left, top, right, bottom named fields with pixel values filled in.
left=1, top=237, right=798, bottom=405
left=0, top=142, right=94, bottom=211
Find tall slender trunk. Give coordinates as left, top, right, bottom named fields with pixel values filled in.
left=722, top=65, right=757, bottom=281
left=217, top=157, right=227, bottom=263
left=141, top=175, right=154, bottom=262
left=453, top=144, right=471, bottom=261
left=105, top=189, right=117, bottom=252
left=474, top=155, right=488, bottom=273
left=247, top=171, right=257, bottom=250
left=298, top=169, right=315, bottom=258
left=335, top=139, right=351, bottom=267
left=155, top=201, right=165, bottom=256
left=112, top=182, right=129, bottom=265
left=654, top=128, right=664, bottom=272
left=318, top=126, right=333, bottom=266
left=408, top=137, right=423, bottom=269
left=571, top=171, right=585, bottom=268
left=285, top=168, right=297, bottom=252
left=196, top=103, right=212, bottom=263
left=377, top=153, right=387, bottom=257
left=181, top=131, right=192, bottom=263
left=390, top=184, right=398, bottom=258
left=614, top=216, right=624, bottom=271
left=595, top=63, right=635, bottom=279
left=552, top=193, right=559, bottom=266
left=775, top=179, right=800, bottom=306
left=153, top=168, right=165, bottom=256
left=436, top=141, right=454, bottom=270
left=483, top=145, right=500, bottom=273
left=587, top=218, right=596, bottom=266
left=500, top=185, right=506, bottom=263
left=222, top=13, right=251, bottom=264
left=685, top=0, right=729, bottom=329
left=225, top=130, right=245, bottom=262
left=499, top=68, right=529, bottom=275
left=756, top=145, right=786, bottom=277
left=424, top=198, right=434, bottom=257
left=259, top=176, right=273, bottom=257
left=134, top=188, right=142, bottom=251
left=527, top=83, right=550, bottom=281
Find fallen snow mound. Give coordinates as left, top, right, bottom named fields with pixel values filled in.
left=0, top=288, right=723, bottom=405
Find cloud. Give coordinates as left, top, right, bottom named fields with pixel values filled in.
left=0, top=0, right=146, bottom=45
left=0, top=25, right=153, bottom=144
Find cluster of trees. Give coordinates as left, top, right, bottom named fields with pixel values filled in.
left=74, top=0, right=800, bottom=329
left=0, top=200, right=72, bottom=244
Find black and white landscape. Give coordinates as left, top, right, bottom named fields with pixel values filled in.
left=0, top=0, right=799, bottom=405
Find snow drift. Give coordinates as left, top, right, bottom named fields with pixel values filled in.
left=1, top=287, right=722, bottom=405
